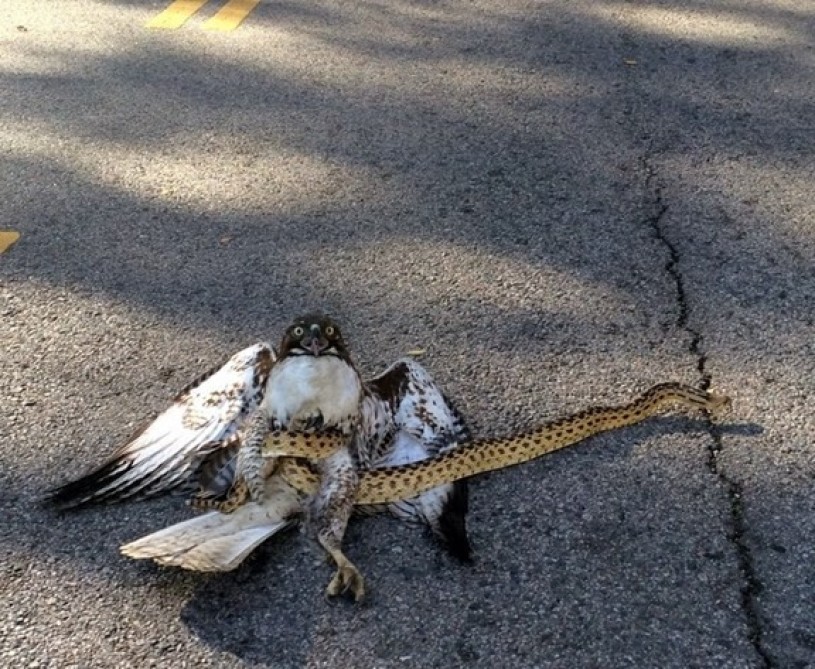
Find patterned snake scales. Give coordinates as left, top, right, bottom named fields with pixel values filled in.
left=219, top=382, right=730, bottom=509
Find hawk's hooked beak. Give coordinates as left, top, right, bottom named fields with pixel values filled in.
left=304, top=326, right=328, bottom=355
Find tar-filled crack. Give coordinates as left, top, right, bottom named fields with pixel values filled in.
left=641, top=156, right=773, bottom=668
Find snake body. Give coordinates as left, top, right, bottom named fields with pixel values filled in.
left=256, top=382, right=730, bottom=506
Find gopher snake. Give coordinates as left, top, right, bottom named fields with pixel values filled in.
left=197, top=382, right=729, bottom=512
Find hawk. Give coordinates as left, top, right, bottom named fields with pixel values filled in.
left=46, top=315, right=472, bottom=599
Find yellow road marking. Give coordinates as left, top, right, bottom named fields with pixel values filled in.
left=146, top=0, right=210, bottom=30
left=0, top=230, right=20, bottom=254
left=203, top=0, right=262, bottom=32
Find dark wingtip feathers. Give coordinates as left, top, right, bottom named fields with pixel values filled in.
left=42, top=459, right=135, bottom=510
left=436, top=479, right=473, bottom=562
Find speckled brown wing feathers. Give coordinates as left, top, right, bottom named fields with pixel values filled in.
left=44, top=343, right=275, bottom=509
left=360, top=358, right=473, bottom=561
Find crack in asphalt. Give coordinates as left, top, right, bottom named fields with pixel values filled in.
left=640, top=157, right=774, bottom=669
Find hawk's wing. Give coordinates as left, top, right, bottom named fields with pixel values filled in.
left=45, top=343, right=276, bottom=509
left=361, top=358, right=472, bottom=560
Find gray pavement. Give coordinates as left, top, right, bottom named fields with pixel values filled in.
left=1, top=0, right=813, bottom=666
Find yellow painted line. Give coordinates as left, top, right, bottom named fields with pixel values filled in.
left=0, top=230, right=20, bottom=254
left=203, top=0, right=262, bottom=32
left=146, top=0, right=210, bottom=30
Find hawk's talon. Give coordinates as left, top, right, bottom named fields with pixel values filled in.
left=325, top=563, right=365, bottom=601
left=301, top=414, right=325, bottom=432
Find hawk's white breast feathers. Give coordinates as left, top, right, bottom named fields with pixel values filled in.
left=263, top=355, right=362, bottom=428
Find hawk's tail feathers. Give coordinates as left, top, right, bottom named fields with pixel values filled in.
left=120, top=478, right=302, bottom=572
left=120, top=515, right=293, bottom=572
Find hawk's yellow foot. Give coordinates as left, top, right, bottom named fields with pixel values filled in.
left=324, top=548, right=366, bottom=601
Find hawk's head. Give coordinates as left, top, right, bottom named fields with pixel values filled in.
left=279, top=313, right=349, bottom=360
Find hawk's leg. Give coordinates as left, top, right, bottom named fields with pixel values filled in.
left=238, top=408, right=276, bottom=504
left=310, top=449, right=364, bottom=601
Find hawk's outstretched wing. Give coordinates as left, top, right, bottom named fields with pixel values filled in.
left=45, top=343, right=275, bottom=509
left=361, top=358, right=472, bottom=561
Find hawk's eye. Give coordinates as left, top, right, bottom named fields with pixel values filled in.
left=325, top=325, right=335, bottom=337
left=292, top=326, right=305, bottom=337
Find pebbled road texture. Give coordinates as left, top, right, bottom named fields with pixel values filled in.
left=1, top=1, right=812, bottom=667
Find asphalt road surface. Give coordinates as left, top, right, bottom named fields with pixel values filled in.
left=1, top=1, right=813, bottom=667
